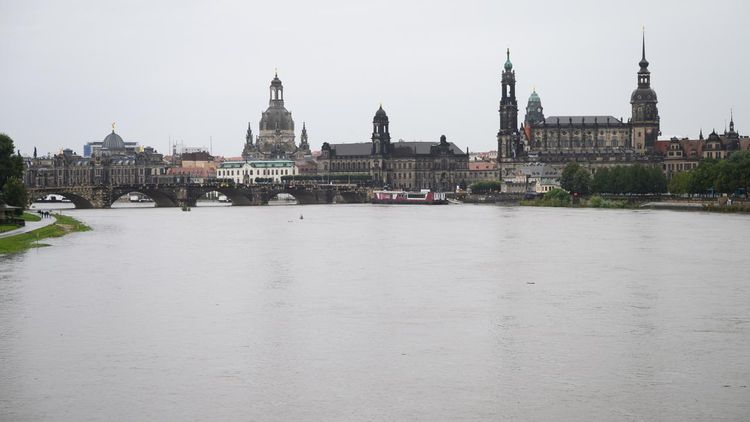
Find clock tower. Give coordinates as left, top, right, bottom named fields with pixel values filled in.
left=630, top=33, right=660, bottom=153
left=524, top=89, right=545, bottom=125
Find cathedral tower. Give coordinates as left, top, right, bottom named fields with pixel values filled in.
left=498, top=49, right=520, bottom=161
left=630, top=33, right=660, bottom=154
left=371, top=105, right=391, bottom=156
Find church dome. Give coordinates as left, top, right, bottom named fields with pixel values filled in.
left=261, top=106, right=294, bottom=131
left=528, top=90, right=541, bottom=104
left=102, top=130, right=125, bottom=150
left=630, top=87, right=658, bottom=103
left=373, top=105, right=388, bottom=123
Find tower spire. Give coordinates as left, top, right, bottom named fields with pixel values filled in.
left=639, top=28, right=649, bottom=71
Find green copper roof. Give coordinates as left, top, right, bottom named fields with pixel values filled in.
left=504, top=48, right=513, bottom=71
left=528, top=90, right=540, bottom=102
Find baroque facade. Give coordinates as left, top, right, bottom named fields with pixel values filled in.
left=24, top=128, right=168, bottom=188
left=497, top=36, right=661, bottom=177
left=242, top=73, right=311, bottom=160
left=318, top=106, right=469, bottom=191
left=656, top=115, right=750, bottom=179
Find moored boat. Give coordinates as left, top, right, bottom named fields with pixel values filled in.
left=372, top=189, right=448, bottom=205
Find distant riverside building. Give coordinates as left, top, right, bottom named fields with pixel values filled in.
left=171, top=142, right=208, bottom=156
left=25, top=127, right=167, bottom=188
left=655, top=115, right=750, bottom=179
left=318, top=106, right=469, bottom=191
left=167, top=151, right=218, bottom=182
left=497, top=35, right=661, bottom=178
left=241, top=73, right=311, bottom=160
left=216, top=160, right=298, bottom=184
left=467, top=161, right=499, bottom=184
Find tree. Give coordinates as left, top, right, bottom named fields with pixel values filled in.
left=560, top=163, right=591, bottom=195
left=2, top=177, right=28, bottom=208
left=542, top=188, right=571, bottom=206
left=572, top=167, right=592, bottom=195
left=0, top=133, right=24, bottom=189
left=668, top=171, right=692, bottom=194
left=689, top=159, right=719, bottom=194
left=728, top=151, right=750, bottom=195
left=469, top=180, right=503, bottom=194
left=592, top=167, right=611, bottom=193
left=669, top=171, right=693, bottom=195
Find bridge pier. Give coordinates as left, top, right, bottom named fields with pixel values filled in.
left=337, top=190, right=369, bottom=204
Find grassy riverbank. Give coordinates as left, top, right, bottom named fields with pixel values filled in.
left=520, top=189, right=633, bottom=209
left=21, top=212, right=42, bottom=222
left=0, top=212, right=41, bottom=233
left=0, top=213, right=91, bottom=255
left=521, top=190, right=750, bottom=213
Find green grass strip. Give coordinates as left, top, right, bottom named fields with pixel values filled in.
left=0, top=214, right=91, bottom=255
left=20, top=212, right=42, bottom=222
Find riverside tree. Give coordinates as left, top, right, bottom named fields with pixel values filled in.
left=560, top=163, right=591, bottom=195
left=672, top=151, right=750, bottom=195
left=0, top=133, right=27, bottom=207
left=591, top=164, right=666, bottom=194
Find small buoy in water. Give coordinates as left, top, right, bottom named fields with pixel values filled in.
left=300, top=214, right=304, bottom=220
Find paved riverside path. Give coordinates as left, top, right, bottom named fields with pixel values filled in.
left=0, top=215, right=56, bottom=239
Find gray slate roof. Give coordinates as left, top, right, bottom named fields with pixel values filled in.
left=330, top=142, right=371, bottom=156
left=330, top=141, right=465, bottom=157
left=544, top=116, right=626, bottom=126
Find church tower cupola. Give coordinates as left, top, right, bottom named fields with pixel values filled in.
left=270, top=71, right=284, bottom=106
left=524, top=88, right=545, bottom=126
left=371, top=105, right=391, bottom=155
left=630, top=31, right=660, bottom=154
left=498, top=48, right=521, bottom=161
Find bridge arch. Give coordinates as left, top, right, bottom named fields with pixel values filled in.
left=110, top=188, right=178, bottom=208
left=29, top=190, right=95, bottom=209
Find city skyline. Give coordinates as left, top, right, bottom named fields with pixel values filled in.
left=1, top=0, right=747, bottom=157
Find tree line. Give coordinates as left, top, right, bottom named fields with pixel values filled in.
left=667, top=151, right=750, bottom=195
left=561, top=163, right=667, bottom=195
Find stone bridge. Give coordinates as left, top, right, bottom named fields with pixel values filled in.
left=27, top=183, right=370, bottom=209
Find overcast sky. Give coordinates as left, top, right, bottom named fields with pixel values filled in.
left=1, top=0, right=748, bottom=157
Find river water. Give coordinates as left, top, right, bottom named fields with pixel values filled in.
left=1, top=204, right=749, bottom=421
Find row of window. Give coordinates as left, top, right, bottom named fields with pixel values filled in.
left=328, top=161, right=468, bottom=171
left=664, top=162, right=698, bottom=172
left=534, top=140, right=625, bottom=148
left=218, top=168, right=292, bottom=176
left=536, top=130, right=629, bottom=136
